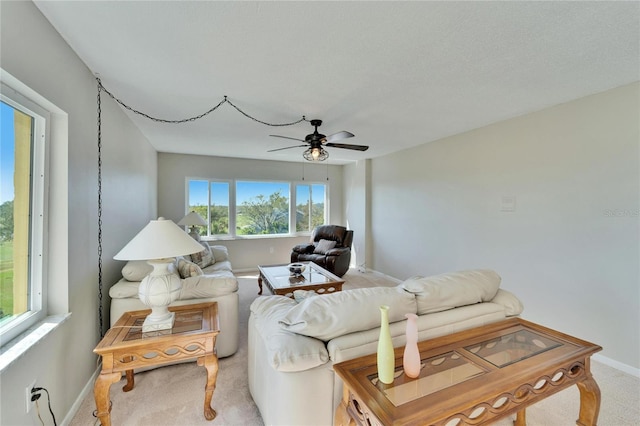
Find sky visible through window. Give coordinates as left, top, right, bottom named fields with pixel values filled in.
left=0, top=102, right=15, bottom=204
left=189, top=180, right=291, bottom=206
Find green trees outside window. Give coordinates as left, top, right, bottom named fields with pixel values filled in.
left=186, top=179, right=327, bottom=238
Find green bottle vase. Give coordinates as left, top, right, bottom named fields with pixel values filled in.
left=377, top=305, right=395, bottom=384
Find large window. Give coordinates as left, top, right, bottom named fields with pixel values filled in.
left=186, top=179, right=327, bottom=238
left=0, top=86, right=48, bottom=345
left=188, top=180, right=230, bottom=237
left=296, top=184, right=326, bottom=232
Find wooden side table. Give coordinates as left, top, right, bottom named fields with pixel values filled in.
left=93, top=302, right=220, bottom=426
left=334, top=318, right=601, bottom=426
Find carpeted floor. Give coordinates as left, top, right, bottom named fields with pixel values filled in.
left=70, top=269, right=639, bottom=425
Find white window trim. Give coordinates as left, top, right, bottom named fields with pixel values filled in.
left=0, top=69, right=70, bottom=371
left=0, top=83, right=49, bottom=345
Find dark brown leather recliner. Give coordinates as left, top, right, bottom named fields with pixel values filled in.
left=291, top=225, right=353, bottom=277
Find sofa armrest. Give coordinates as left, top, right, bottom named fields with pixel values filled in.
left=489, top=288, right=524, bottom=316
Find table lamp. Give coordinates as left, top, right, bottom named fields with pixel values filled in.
left=177, top=211, right=208, bottom=241
left=114, top=217, right=205, bottom=332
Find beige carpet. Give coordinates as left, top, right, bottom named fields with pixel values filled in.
left=70, top=269, right=639, bottom=426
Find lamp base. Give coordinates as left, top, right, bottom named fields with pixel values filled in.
left=142, top=311, right=176, bottom=332
left=138, top=259, right=182, bottom=333
left=188, top=226, right=201, bottom=241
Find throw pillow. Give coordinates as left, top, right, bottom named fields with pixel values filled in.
left=313, top=239, right=337, bottom=254
left=121, top=260, right=153, bottom=281
left=279, top=287, right=417, bottom=341
left=190, top=242, right=215, bottom=269
left=177, top=258, right=204, bottom=279
left=401, top=269, right=501, bottom=315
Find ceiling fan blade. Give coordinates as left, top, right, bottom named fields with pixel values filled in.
left=324, top=131, right=355, bottom=143
left=270, top=135, right=305, bottom=142
left=267, top=144, right=308, bottom=152
left=325, top=142, right=369, bottom=151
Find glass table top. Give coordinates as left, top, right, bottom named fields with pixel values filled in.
left=368, top=329, right=565, bottom=407
left=464, top=329, right=563, bottom=367
left=371, top=351, right=485, bottom=407
left=261, top=263, right=341, bottom=290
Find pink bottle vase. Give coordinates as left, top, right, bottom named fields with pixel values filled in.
left=403, top=313, right=421, bottom=378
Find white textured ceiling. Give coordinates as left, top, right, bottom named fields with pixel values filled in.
left=34, top=1, right=639, bottom=165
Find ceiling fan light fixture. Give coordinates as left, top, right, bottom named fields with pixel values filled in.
left=303, top=147, right=328, bottom=162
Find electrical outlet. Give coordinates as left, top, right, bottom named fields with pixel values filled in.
left=25, top=379, right=36, bottom=413
left=269, top=247, right=274, bottom=254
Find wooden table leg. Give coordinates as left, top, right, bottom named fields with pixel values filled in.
left=123, top=368, right=135, bottom=392
left=93, top=371, right=121, bottom=426
left=514, top=409, right=526, bottom=426
left=576, top=376, right=601, bottom=426
left=257, top=274, right=263, bottom=295
left=335, top=386, right=355, bottom=426
left=198, top=353, right=219, bottom=421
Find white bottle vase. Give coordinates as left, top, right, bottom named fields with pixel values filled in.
left=377, top=305, right=395, bottom=384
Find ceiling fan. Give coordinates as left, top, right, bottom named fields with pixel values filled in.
left=268, top=119, right=369, bottom=161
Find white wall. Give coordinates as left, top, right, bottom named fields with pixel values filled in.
left=343, top=160, right=370, bottom=270
left=158, top=153, right=344, bottom=270
left=0, top=2, right=157, bottom=424
left=370, top=83, right=640, bottom=370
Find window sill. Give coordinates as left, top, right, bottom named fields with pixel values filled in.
left=0, top=313, right=71, bottom=373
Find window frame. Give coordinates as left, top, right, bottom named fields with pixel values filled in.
left=185, top=177, right=328, bottom=239
left=0, top=83, right=50, bottom=346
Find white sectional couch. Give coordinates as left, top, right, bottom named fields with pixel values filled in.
left=248, top=269, right=524, bottom=426
left=109, top=243, right=239, bottom=358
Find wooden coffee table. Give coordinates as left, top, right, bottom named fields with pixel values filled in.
left=93, top=302, right=220, bottom=426
left=334, top=318, right=602, bottom=426
left=257, top=261, right=344, bottom=298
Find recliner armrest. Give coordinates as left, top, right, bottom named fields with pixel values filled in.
left=292, top=243, right=315, bottom=254
left=325, top=247, right=350, bottom=256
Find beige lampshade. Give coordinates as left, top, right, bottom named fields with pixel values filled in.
left=114, top=217, right=204, bottom=260
left=177, top=211, right=207, bottom=226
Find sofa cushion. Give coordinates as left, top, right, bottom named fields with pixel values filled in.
left=109, top=270, right=237, bottom=300
left=251, top=296, right=329, bottom=372
left=179, top=273, right=238, bottom=299
left=190, top=242, right=215, bottom=269
left=313, top=239, right=336, bottom=254
left=121, top=260, right=153, bottom=282
left=209, top=244, right=229, bottom=263
left=279, top=287, right=417, bottom=341
left=177, top=258, right=204, bottom=278
left=401, top=269, right=501, bottom=315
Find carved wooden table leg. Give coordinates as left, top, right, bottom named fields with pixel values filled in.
left=123, top=368, right=135, bottom=392
left=257, top=274, right=263, bottom=295
left=514, top=409, right=526, bottom=426
left=198, top=353, right=219, bottom=421
left=93, top=371, right=121, bottom=426
left=576, top=375, right=601, bottom=426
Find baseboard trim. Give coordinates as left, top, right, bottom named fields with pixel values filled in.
left=593, top=353, right=640, bottom=378
left=61, top=363, right=101, bottom=426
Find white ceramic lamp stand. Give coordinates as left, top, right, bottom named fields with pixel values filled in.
left=177, top=211, right=208, bottom=241
left=114, top=217, right=205, bottom=332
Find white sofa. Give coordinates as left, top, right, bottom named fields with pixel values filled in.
left=109, top=243, right=239, bottom=358
left=248, top=269, right=524, bottom=426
